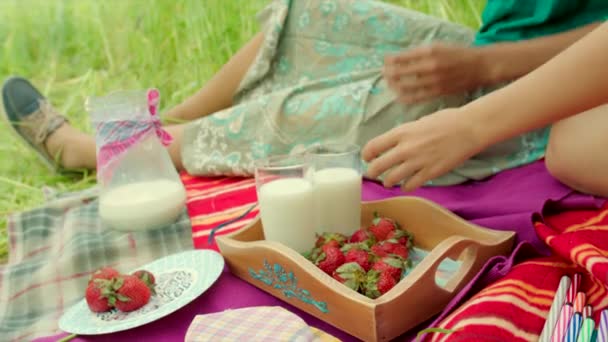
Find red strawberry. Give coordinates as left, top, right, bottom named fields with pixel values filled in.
left=332, top=262, right=366, bottom=292
left=364, top=270, right=397, bottom=299
left=386, top=229, right=413, bottom=247
left=371, top=244, right=387, bottom=258
left=371, top=257, right=405, bottom=281
left=89, top=267, right=120, bottom=283
left=112, top=275, right=151, bottom=312
left=368, top=213, right=399, bottom=241
left=315, top=244, right=345, bottom=275
left=349, top=228, right=374, bottom=244
left=332, top=272, right=346, bottom=283
left=315, top=233, right=347, bottom=249
left=344, top=248, right=373, bottom=271
left=377, top=272, right=397, bottom=294
left=371, top=241, right=409, bottom=259
left=133, top=270, right=156, bottom=294
left=85, top=279, right=114, bottom=312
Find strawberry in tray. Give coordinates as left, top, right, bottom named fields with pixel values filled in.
left=314, top=244, right=346, bottom=275
left=304, top=212, right=414, bottom=299
left=341, top=243, right=373, bottom=271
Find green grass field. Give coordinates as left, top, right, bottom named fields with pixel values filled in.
left=0, top=0, right=484, bottom=263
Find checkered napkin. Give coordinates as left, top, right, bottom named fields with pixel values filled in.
left=185, top=306, right=339, bottom=342
left=0, top=186, right=193, bottom=342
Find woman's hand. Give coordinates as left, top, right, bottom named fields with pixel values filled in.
left=383, top=43, right=488, bottom=104
left=362, top=107, right=486, bottom=191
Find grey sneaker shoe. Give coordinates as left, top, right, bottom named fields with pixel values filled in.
left=1, top=76, right=68, bottom=172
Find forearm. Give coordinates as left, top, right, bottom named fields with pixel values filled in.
left=477, top=22, right=601, bottom=84
left=465, top=23, right=608, bottom=149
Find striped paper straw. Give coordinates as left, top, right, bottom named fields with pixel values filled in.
left=577, top=318, right=595, bottom=342
left=540, top=276, right=572, bottom=342
left=574, top=292, right=587, bottom=313
left=592, top=328, right=598, bottom=342
left=598, top=310, right=608, bottom=342
left=565, top=313, right=582, bottom=342
left=567, top=274, right=582, bottom=303
left=552, top=304, right=574, bottom=342
left=583, top=306, right=593, bottom=319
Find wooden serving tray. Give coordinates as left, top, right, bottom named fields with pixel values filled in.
left=216, top=196, right=515, bottom=341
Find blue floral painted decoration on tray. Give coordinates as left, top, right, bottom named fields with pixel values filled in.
left=249, top=259, right=329, bottom=313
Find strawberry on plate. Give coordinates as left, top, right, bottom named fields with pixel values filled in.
left=133, top=270, right=156, bottom=294
left=89, top=267, right=120, bottom=283
left=112, top=275, right=152, bottom=312
left=85, top=279, right=114, bottom=313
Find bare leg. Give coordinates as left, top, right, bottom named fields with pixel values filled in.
left=45, top=124, right=97, bottom=170
left=45, top=123, right=186, bottom=171
left=545, top=104, right=608, bottom=197
left=43, top=32, right=264, bottom=170
left=164, top=32, right=264, bottom=121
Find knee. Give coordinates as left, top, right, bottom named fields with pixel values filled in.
left=545, top=130, right=605, bottom=196
left=545, top=130, right=588, bottom=193
left=544, top=134, right=566, bottom=183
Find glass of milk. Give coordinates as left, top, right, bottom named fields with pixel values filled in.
left=254, top=154, right=316, bottom=253
left=306, top=144, right=362, bottom=236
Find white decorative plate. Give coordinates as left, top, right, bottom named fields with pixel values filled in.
left=59, top=249, right=224, bottom=335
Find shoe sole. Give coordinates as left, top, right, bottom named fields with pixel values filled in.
left=1, top=77, right=61, bottom=173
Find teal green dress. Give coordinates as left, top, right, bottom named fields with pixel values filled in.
left=476, top=0, right=608, bottom=45
left=182, top=0, right=608, bottom=185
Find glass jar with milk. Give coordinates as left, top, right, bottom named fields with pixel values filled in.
left=88, top=89, right=186, bottom=232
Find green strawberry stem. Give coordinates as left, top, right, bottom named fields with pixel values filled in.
left=112, top=278, right=124, bottom=291
left=372, top=211, right=381, bottom=225
left=116, top=294, right=131, bottom=302
left=415, top=327, right=456, bottom=341
left=57, top=334, right=77, bottom=342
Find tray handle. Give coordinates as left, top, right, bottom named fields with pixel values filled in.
left=408, top=236, right=481, bottom=297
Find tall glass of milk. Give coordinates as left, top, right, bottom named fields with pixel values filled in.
left=88, top=89, right=186, bottom=232
left=254, top=155, right=316, bottom=253
left=307, top=144, right=362, bottom=236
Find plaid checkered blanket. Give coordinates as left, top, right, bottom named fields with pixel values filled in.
left=0, top=186, right=193, bottom=342
left=185, top=306, right=340, bottom=341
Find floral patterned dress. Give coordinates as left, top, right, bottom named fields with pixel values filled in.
left=181, top=0, right=549, bottom=186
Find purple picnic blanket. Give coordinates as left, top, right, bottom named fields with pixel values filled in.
left=36, top=161, right=605, bottom=342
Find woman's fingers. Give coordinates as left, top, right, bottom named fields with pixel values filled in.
left=361, top=127, right=402, bottom=162
left=401, top=169, right=429, bottom=192
left=383, top=158, right=423, bottom=187
left=397, top=86, right=443, bottom=104
left=384, top=60, right=441, bottom=85
left=398, top=73, right=442, bottom=91
left=364, top=143, right=406, bottom=179
left=387, top=44, right=444, bottom=65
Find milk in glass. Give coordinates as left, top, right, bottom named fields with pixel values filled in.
left=258, top=177, right=316, bottom=252
left=99, top=179, right=186, bottom=231
left=312, top=167, right=361, bottom=235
